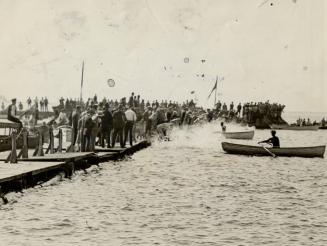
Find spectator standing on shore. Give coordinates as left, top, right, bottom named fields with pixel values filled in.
left=59, top=97, right=64, bottom=107
left=33, top=104, right=39, bottom=126
left=34, top=97, right=39, bottom=109
left=129, top=92, right=134, bottom=107
left=27, top=97, right=32, bottom=108
left=112, top=105, right=126, bottom=148
left=124, top=106, right=137, bottom=146
left=143, top=107, right=152, bottom=137
left=18, top=102, right=23, bottom=111
left=237, top=103, right=242, bottom=116
left=230, top=102, right=234, bottom=112
left=222, top=103, right=228, bottom=114
left=40, top=98, right=44, bottom=112
left=44, top=97, right=49, bottom=112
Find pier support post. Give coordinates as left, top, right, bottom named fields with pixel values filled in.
left=22, top=130, right=28, bottom=158
left=46, top=127, right=54, bottom=154
left=6, top=131, right=18, bottom=163
left=0, top=186, right=8, bottom=204
left=66, top=129, right=75, bottom=153
left=58, top=129, right=63, bottom=153
left=17, top=129, right=28, bottom=159
left=36, top=130, right=44, bottom=156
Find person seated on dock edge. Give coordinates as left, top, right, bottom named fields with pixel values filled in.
left=258, top=130, right=280, bottom=148
left=7, top=98, right=23, bottom=128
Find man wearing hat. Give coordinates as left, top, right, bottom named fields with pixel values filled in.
left=111, top=104, right=126, bottom=148
left=7, top=98, right=22, bottom=127
left=71, top=105, right=81, bottom=145
left=100, top=103, right=113, bottom=148
left=124, top=105, right=137, bottom=146
left=143, top=106, right=152, bottom=137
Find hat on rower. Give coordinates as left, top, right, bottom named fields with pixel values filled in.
left=11, top=98, right=16, bottom=102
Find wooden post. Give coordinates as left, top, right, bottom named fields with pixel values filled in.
left=46, top=127, right=55, bottom=154
left=50, top=127, right=54, bottom=154
left=10, top=131, right=17, bottom=163
left=36, top=130, right=44, bottom=156
left=58, top=128, right=63, bottom=153
left=67, top=129, right=75, bottom=153
left=22, top=130, right=28, bottom=158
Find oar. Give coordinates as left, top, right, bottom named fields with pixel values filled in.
left=259, top=144, right=276, bottom=158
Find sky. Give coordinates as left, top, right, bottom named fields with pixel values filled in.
left=0, top=0, right=326, bottom=112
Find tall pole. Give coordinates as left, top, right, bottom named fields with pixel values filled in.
left=80, top=61, right=84, bottom=103
left=214, top=76, right=218, bottom=108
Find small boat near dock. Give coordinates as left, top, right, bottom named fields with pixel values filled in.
left=222, top=142, right=326, bottom=158
left=270, top=124, right=319, bottom=131
left=222, top=130, right=254, bottom=140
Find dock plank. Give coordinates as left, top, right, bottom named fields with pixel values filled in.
left=0, top=140, right=150, bottom=194
left=0, top=151, right=96, bottom=162
left=0, top=162, right=64, bottom=183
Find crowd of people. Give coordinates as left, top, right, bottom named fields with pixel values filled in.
left=215, top=100, right=286, bottom=126
left=2, top=101, right=23, bottom=111
left=5, top=93, right=310, bottom=152
left=52, top=93, right=211, bottom=152
left=26, top=97, right=49, bottom=112
left=295, top=118, right=318, bottom=126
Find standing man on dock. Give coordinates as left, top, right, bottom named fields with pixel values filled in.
left=44, top=97, right=49, bottom=112
left=81, top=109, right=94, bottom=152
left=71, top=105, right=81, bottom=145
left=124, top=105, right=137, bottom=146
left=100, top=103, right=113, bottom=148
left=111, top=105, right=126, bottom=148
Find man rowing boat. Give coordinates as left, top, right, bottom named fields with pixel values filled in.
left=258, top=130, right=280, bottom=148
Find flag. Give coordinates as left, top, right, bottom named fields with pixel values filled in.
left=207, top=77, right=218, bottom=99
left=81, top=61, right=84, bottom=88
left=80, top=61, right=84, bottom=101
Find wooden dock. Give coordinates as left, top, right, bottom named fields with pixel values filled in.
left=0, top=140, right=150, bottom=199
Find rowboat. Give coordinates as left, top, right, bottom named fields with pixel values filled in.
left=270, top=124, right=319, bottom=131
left=222, top=130, right=254, bottom=140
left=222, top=142, right=325, bottom=158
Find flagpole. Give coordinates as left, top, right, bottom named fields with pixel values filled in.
left=214, top=76, right=218, bottom=108
left=80, top=61, right=84, bottom=103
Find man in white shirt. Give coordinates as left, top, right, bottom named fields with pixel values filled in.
left=124, top=106, right=137, bottom=146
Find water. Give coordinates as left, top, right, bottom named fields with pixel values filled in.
left=1, top=119, right=327, bottom=245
